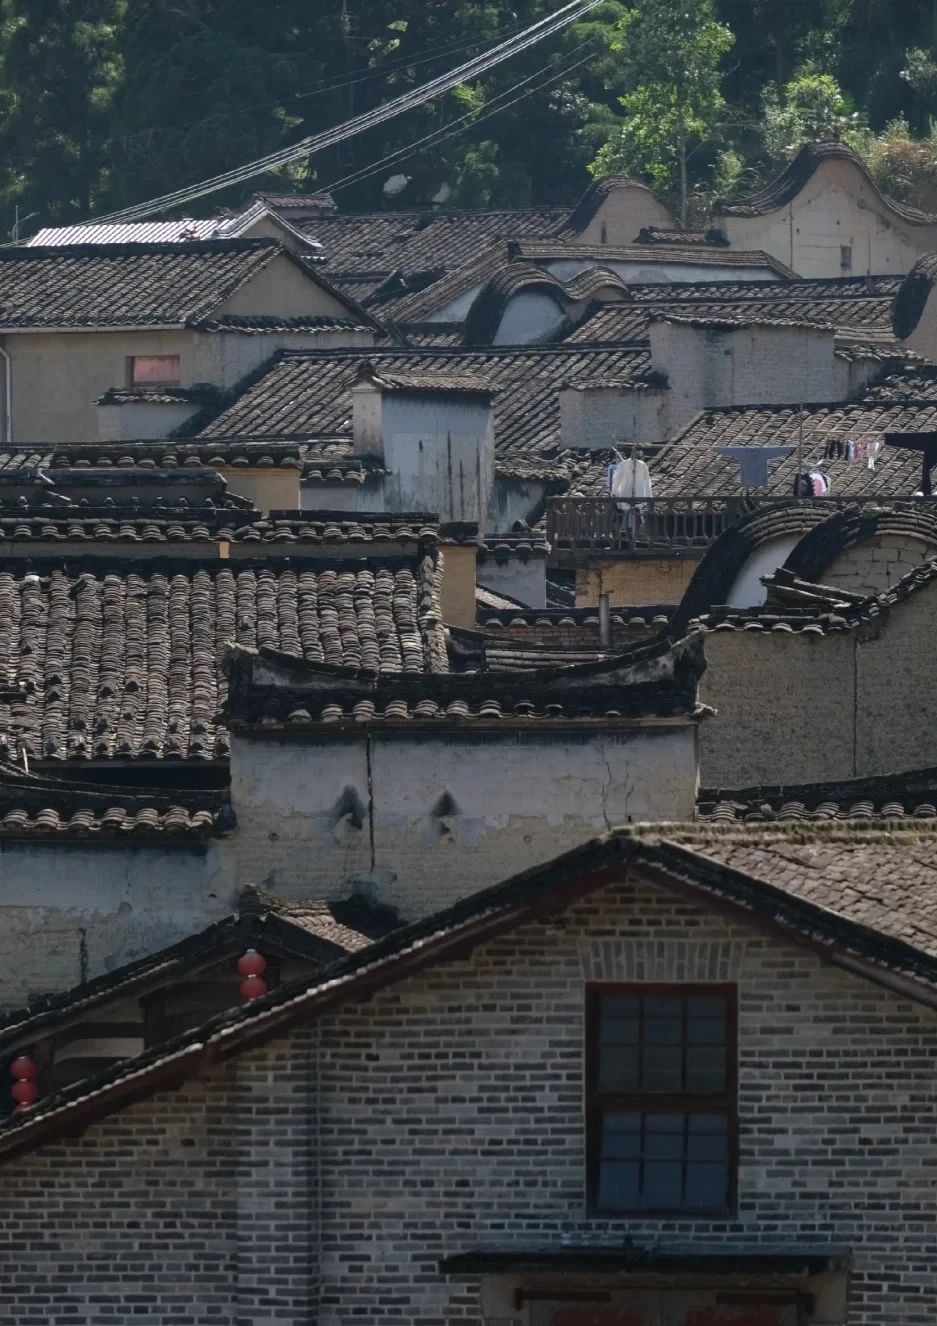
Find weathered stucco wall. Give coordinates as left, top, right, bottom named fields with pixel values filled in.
left=229, top=725, right=698, bottom=916
left=381, top=392, right=494, bottom=528
left=218, top=252, right=352, bottom=320
left=0, top=840, right=234, bottom=1011
left=720, top=158, right=937, bottom=277
left=701, top=584, right=937, bottom=786
left=476, top=554, right=546, bottom=607
left=2, top=878, right=935, bottom=1324
left=493, top=290, right=567, bottom=345
left=576, top=558, right=695, bottom=607
left=559, top=382, right=671, bottom=450
left=819, top=535, right=937, bottom=596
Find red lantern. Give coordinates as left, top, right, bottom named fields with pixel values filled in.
left=11, top=1079, right=38, bottom=1106
left=237, top=949, right=267, bottom=979
left=240, top=974, right=268, bottom=1000
left=10, top=1055, right=37, bottom=1081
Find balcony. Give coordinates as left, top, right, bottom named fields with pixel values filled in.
left=545, top=495, right=937, bottom=559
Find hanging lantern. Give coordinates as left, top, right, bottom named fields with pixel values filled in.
left=240, top=974, right=268, bottom=1000
left=237, top=949, right=267, bottom=979
left=11, top=1080, right=38, bottom=1106
left=9, top=1054, right=39, bottom=1111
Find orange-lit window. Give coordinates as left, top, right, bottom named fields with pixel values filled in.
left=129, top=355, right=181, bottom=387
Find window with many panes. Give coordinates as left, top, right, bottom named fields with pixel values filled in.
left=586, top=984, right=737, bottom=1214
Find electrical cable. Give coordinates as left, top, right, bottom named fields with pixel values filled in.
left=90, top=0, right=603, bottom=224
left=98, top=30, right=511, bottom=154
left=316, top=44, right=599, bottom=201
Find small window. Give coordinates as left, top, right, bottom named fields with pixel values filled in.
left=128, top=354, right=181, bottom=388
left=586, top=984, right=737, bottom=1214
left=840, top=244, right=852, bottom=272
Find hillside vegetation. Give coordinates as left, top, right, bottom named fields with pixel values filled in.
left=6, top=0, right=937, bottom=233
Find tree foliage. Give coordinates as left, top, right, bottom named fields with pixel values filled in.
left=588, top=0, right=733, bottom=221
left=5, top=0, right=937, bottom=233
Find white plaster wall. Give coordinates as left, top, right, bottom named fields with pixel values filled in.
left=97, top=399, right=198, bottom=441
left=0, top=840, right=234, bottom=1010
left=493, top=291, right=566, bottom=345
left=381, top=393, right=494, bottom=527
left=720, top=158, right=937, bottom=277
left=300, top=478, right=386, bottom=512
left=487, top=477, right=547, bottom=533
left=230, top=725, right=698, bottom=918
left=218, top=253, right=352, bottom=319
left=725, top=535, right=802, bottom=607
left=192, top=327, right=374, bottom=394
left=574, top=183, right=675, bottom=244
left=650, top=320, right=838, bottom=435
left=7, top=329, right=193, bottom=445
left=477, top=557, right=547, bottom=607
left=559, top=384, right=671, bottom=451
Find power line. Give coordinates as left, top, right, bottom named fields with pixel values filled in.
left=90, top=0, right=603, bottom=225
left=98, top=31, right=506, bottom=155
left=318, top=44, right=599, bottom=201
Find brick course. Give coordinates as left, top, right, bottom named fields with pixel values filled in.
left=1, top=875, right=935, bottom=1324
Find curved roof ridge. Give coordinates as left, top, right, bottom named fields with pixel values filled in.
left=561, top=175, right=674, bottom=236
left=892, top=252, right=937, bottom=339
left=714, top=140, right=937, bottom=225
left=669, top=500, right=831, bottom=635
left=782, top=501, right=937, bottom=581
left=462, top=262, right=631, bottom=346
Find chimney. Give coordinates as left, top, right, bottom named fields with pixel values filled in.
left=558, top=379, right=669, bottom=452
left=649, top=314, right=839, bottom=432
left=351, top=362, right=496, bottom=533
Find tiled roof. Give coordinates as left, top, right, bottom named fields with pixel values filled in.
left=566, top=292, right=894, bottom=344
left=0, top=883, right=393, bottom=1053
left=191, top=314, right=374, bottom=334
left=513, top=240, right=796, bottom=275
left=0, top=238, right=328, bottom=329
left=714, top=140, right=937, bottom=224
left=863, top=364, right=937, bottom=401
left=0, top=552, right=446, bottom=763
left=6, top=818, right=937, bottom=1162
left=362, top=365, right=495, bottom=394
left=223, top=631, right=705, bottom=728
left=700, top=766, right=937, bottom=823
left=892, top=254, right=937, bottom=338
left=193, top=344, right=651, bottom=479
left=634, top=226, right=728, bottom=246
left=627, top=275, right=903, bottom=302
left=398, top=322, right=464, bottom=347
left=6, top=438, right=357, bottom=472
left=651, top=399, right=937, bottom=498
left=692, top=554, right=937, bottom=633
left=0, top=510, right=441, bottom=548
left=302, top=205, right=564, bottom=281
left=0, top=760, right=228, bottom=842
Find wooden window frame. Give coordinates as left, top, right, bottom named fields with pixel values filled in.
left=585, top=982, right=738, bottom=1216
left=127, top=354, right=182, bottom=389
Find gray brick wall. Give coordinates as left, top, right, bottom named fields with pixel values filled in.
left=1, top=876, right=935, bottom=1324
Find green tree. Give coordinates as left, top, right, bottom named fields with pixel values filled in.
left=0, top=0, right=124, bottom=229
left=589, top=0, right=734, bottom=224
left=760, top=65, right=862, bottom=169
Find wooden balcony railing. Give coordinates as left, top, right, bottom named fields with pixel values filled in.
left=546, top=496, right=744, bottom=557
left=545, top=495, right=937, bottom=558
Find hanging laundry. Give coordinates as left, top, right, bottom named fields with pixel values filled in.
left=807, top=468, right=831, bottom=496
left=867, top=439, right=881, bottom=470
left=714, top=445, right=795, bottom=487
left=609, top=456, right=653, bottom=502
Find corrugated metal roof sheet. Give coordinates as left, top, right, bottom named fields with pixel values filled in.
left=27, top=219, right=225, bottom=246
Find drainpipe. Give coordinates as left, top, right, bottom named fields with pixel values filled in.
left=0, top=345, right=11, bottom=443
